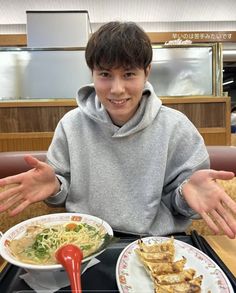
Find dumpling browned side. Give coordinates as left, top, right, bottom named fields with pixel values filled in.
left=154, top=275, right=203, bottom=293
left=135, top=238, right=204, bottom=293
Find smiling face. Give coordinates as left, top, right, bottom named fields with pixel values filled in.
left=85, top=22, right=153, bottom=125
left=93, top=66, right=151, bottom=126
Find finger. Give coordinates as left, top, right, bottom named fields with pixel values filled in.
left=8, top=199, right=30, bottom=216
left=24, top=155, right=42, bottom=169
left=0, top=193, right=22, bottom=212
left=0, top=174, right=23, bottom=187
left=208, top=170, right=235, bottom=181
left=201, top=212, right=220, bottom=234
left=210, top=210, right=235, bottom=239
left=0, top=185, right=22, bottom=201
left=223, top=195, right=236, bottom=214
left=216, top=204, right=236, bottom=234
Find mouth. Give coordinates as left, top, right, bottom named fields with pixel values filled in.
left=109, top=98, right=130, bottom=105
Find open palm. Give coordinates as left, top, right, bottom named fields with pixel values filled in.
left=183, top=169, right=236, bottom=238
left=0, top=155, right=60, bottom=216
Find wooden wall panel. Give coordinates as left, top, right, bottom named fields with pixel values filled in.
left=0, top=132, right=53, bottom=152
left=0, top=96, right=231, bottom=151
left=0, top=100, right=76, bottom=151
left=163, top=103, right=226, bottom=128
left=162, top=97, right=231, bottom=145
left=0, top=106, right=75, bottom=132
left=200, top=129, right=230, bottom=146
left=0, top=34, right=27, bottom=46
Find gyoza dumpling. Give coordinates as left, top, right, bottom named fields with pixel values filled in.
left=135, top=247, right=175, bottom=263
left=153, top=268, right=196, bottom=285
left=155, top=275, right=203, bottom=293
left=137, top=237, right=175, bottom=254
left=145, top=257, right=187, bottom=275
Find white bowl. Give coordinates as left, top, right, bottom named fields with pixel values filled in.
left=0, top=212, right=113, bottom=271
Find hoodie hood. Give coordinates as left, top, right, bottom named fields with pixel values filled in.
left=76, top=81, right=162, bottom=137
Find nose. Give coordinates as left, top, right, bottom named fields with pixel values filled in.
left=110, top=77, right=125, bottom=95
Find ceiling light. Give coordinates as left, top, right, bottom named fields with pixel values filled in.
left=223, top=78, right=234, bottom=86
left=223, top=50, right=236, bottom=55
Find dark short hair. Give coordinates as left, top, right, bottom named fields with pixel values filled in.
left=85, top=21, right=152, bottom=71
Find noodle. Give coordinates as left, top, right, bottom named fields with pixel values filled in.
left=9, top=222, right=107, bottom=265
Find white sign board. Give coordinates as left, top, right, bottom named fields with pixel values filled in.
left=27, top=11, right=91, bottom=47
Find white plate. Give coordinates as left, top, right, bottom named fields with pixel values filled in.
left=0, top=212, right=113, bottom=270
left=116, top=236, right=234, bottom=293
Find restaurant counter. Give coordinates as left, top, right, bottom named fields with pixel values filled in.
left=0, top=232, right=235, bottom=293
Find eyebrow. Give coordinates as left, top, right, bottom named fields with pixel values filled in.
left=95, top=66, right=137, bottom=71
left=95, top=67, right=110, bottom=71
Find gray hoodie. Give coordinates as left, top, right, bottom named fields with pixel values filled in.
left=46, top=82, right=209, bottom=236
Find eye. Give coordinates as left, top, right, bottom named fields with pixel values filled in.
left=98, top=71, right=110, bottom=78
left=124, top=72, right=136, bottom=78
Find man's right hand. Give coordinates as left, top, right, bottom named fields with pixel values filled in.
left=0, top=155, right=60, bottom=216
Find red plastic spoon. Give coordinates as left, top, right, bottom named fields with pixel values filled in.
left=55, top=244, right=83, bottom=293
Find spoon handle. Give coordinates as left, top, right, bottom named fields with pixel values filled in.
left=66, top=260, right=82, bottom=292
left=55, top=244, right=83, bottom=293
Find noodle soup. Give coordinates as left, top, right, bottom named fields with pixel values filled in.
left=9, top=221, right=108, bottom=265
left=0, top=213, right=113, bottom=271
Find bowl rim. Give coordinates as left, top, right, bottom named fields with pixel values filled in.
left=0, top=212, right=113, bottom=270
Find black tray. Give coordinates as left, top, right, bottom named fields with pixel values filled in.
left=0, top=234, right=234, bottom=293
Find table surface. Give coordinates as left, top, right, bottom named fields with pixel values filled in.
left=0, top=234, right=234, bottom=293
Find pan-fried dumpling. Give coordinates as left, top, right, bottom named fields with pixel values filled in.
left=155, top=275, right=203, bottom=293
left=145, top=257, right=186, bottom=275
left=153, top=268, right=196, bottom=285
left=137, top=237, right=175, bottom=254
left=135, top=237, right=203, bottom=292
left=135, top=247, right=175, bottom=263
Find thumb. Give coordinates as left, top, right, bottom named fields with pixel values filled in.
left=24, top=155, right=43, bottom=169
left=209, top=169, right=235, bottom=181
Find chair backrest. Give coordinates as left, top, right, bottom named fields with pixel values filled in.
left=207, top=146, right=236, bottom=174
left=0, top=146, right=236, bottom=179
left=0, top=151, right=46, bottom=179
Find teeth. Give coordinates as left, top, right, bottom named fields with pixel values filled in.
left=110, top=99, right=127, bottom=104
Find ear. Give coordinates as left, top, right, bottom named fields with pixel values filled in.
left=145, top=64, right=152, bottom=81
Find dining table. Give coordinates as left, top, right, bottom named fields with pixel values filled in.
left=0, top=231, right=235, bottom=293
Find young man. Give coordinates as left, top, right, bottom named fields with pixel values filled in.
left=0, top=22, right=236, bottom=237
